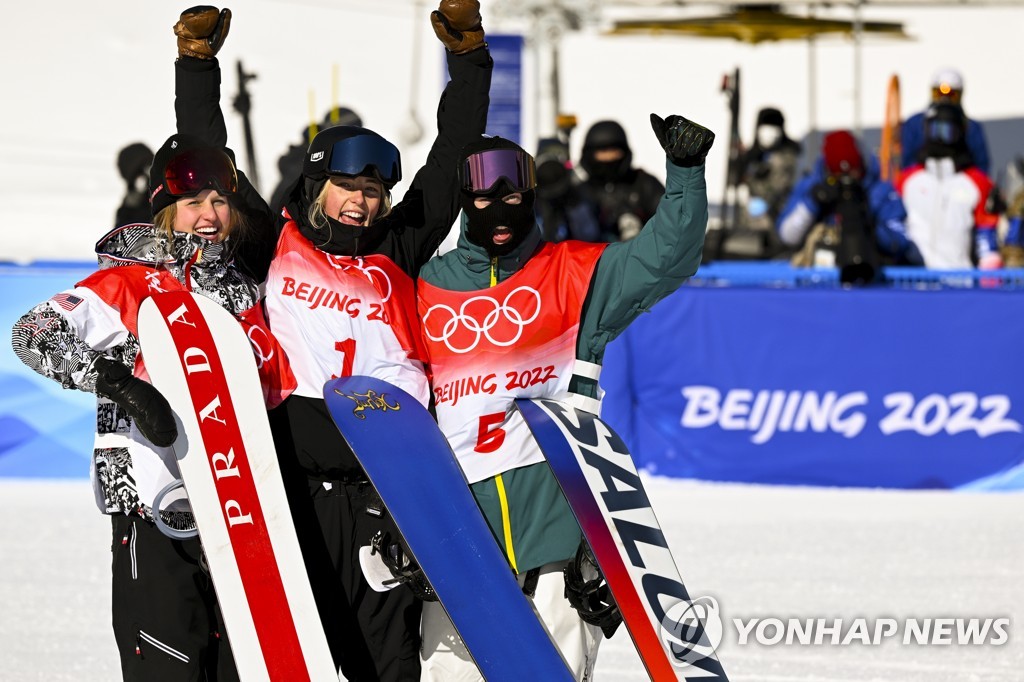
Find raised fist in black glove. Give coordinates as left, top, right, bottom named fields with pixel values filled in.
left=650, top=114, right=715, bottom=168
left=93, top=356, right=178, bottom=447
left=431, top=0, right=485, bottom=54
left=174, top=6, right=232, bottom=60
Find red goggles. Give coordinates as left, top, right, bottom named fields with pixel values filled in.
left=460, top=148, right=537, bottom=195
left=163, top=148, right=239, bottom=197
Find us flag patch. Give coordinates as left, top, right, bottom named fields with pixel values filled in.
left=51, top=293, right=83, bottom=311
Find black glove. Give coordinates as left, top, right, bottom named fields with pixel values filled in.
left=174, top=6, right=232, bottom=60
left=649, top=114, right=715, bottom=168
left=93, top=356, right=178, bottom=447
left=430, top=0, right=485, bottom=54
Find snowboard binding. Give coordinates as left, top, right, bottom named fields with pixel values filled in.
left=564, top=540, right=622, bottom=638
left=366, top=529, right=438, bottom=601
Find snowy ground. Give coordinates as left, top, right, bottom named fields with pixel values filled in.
left=1, top=478, right=1020, bottom=682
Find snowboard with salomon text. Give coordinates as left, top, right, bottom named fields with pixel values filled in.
left=516, top=398, right=729, bottom=681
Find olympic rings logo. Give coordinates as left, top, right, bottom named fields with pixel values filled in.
left=423, top=286, right=541, bottom=354
left=326, top=254, right=393, bottom=302
left=246, top=324, right=275, bottom=369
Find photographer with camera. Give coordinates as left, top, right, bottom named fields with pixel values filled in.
left=778, top=130, right=922, bottom=284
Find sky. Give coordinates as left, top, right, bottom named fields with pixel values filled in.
left=2, top=1, right=1023, bottom=264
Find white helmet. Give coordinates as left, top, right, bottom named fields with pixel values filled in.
left=931, top=68, right=964, bottom=96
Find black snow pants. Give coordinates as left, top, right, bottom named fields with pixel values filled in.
left=110, top=514, right=238, bottom=682
left=286, top=475, right=422, bottom=682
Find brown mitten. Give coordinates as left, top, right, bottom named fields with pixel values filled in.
left=430, top=0, right=484, bottom=54
left=174, top=6, right=232, bottom=60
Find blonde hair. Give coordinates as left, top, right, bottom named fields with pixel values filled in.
left=307, top=174, right=393, bottom=230
left=153, top=197, right=246, bottom=242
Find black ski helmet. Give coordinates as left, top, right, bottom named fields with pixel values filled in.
left=580, top=120, right=632, bottom=181
left=303, top=126, right=402, bottom=193
left=149, top=134, right=237, bottom=218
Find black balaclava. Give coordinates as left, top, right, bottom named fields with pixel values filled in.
left=580, top=120, right=632, bottom=183
left=460, top=136, right=538, bottom=258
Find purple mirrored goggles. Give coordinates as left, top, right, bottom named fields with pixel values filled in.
left=460, top=148, right=537, bottom=195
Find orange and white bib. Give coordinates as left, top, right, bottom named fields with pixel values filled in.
left=265, top=222, right=428, bottom=405
left=418, top=241, right=605, bottom=483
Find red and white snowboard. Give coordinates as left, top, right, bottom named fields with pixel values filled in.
left=138, top=291, right=335, bottom=682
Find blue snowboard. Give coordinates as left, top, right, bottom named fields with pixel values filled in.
left=323, top=376, right=572, bottom=681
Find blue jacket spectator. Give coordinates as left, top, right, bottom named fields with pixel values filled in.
left=778, top=130, right=921, bottom=265
left=901, top=68, right=990, bottom=174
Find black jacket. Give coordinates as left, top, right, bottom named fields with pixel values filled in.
left=175, top=49, right=493, bottom=477
left=579, top=167, right=666, bottom=242
left=174, top=57, right=277, bottom=283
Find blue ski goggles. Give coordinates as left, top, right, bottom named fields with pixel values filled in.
left=461, top=148, right=537, bottom=195
left=322, top=134, right=402, bottom=187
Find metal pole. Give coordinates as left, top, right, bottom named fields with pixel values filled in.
left=807, top=29, right=818, bottom=171
left=551, top=37, right=561, bottom=137
left=853, top=0, right=863, bottom=136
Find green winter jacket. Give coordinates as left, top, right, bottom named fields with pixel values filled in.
left=418, top=159, right=708, bottom=573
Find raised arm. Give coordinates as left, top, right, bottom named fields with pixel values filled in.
left=389, top=0, right=493, bottom=271
left=173, top=6, right=231, bottom=146
left=171, top=6, right=276, bottom=281
left=578, top=114, right=715, bottom=358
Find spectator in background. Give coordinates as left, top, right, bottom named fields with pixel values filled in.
left=736, top=106, right=802, bottom=257
left=114, top=142, right=154, bottom=227
left=1004, top=194, right=1024, bottom=268
left=998, top=156, right=1024, bottom=268
left=778, top=130, right=921, bottom=284
left=578, top=119, right=664, bottom=241
left=896, top=102, right=1002, bottom=271
left=901, top=68, right=990, bottom=174
left=267, top=106, right=363, bottom=215
left=534, top=137, right=601, bottom=242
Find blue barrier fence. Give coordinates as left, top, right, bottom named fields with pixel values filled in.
left=3, top=261, right=1022, bottom=489
left=1, top=263, right=99, bottom=478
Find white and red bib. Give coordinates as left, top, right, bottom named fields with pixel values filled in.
left=418, top=241, right=606, bottom=483
left=265, top=221, right=429, bottom=405
left=50, top=264, right=294, bottom=510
